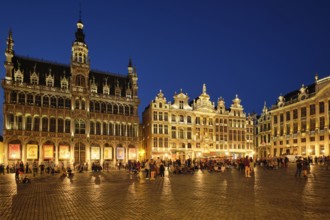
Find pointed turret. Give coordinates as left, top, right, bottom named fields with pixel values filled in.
left=71, top=12, right=89, bottom=65
left=4, top=29, right=15, bottom=80
left=70, top=10, right=90, bottom=91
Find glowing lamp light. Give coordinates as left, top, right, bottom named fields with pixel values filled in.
left=225, top=151, right=229, bottom=156
left=92, top=153, right=97, bottom=159
left=11, top=153, right=16, bottom=158
left=197, top=152, right=201, bottom=157
left=165, top=153, right=168, bottom=158
left=66, top=152, right=70, bottom=159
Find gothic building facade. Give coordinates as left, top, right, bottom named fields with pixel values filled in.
left=2, top=18, right=140, bottom=167
left=256, top=75, right=330, bottom=158
left=143, top=85, right=254, bottom=161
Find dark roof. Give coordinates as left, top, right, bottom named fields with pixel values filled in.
left=12, top=55, right=130, bottom=96
left=282, top=83, right=316, bottom=101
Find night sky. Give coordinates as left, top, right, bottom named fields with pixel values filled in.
left=1, top=1, right=330, bottom=135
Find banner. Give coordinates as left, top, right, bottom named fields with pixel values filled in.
left=9, top=144, right=21, bottom=159
left=43, top=145, right=54, bottom=159
left=104, top=147, right=113, bottom=160
left=27, top=144, right=38, bottom=159
left=59, top=145, right=70, bottom=159
left=128, top=148, right=136, bottom=160
left=91, top=146, right=100, bottom=160
left=117, top=147, right=124, bottom=160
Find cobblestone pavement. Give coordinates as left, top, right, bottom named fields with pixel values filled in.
left=1, top=164, right=330, bottom=220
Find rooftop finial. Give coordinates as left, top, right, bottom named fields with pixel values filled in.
left=203, top=83, right=206, bottom=94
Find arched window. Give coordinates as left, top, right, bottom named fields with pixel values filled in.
left=50, top=96, right=57, bottom=108
left=75, top=99, right=80, bottom=109
left=125, top=105, right=129, bottom=116
left=10, top=91, right=17, bottom=103
left=58, top=97, right=64, bottom=108
left=76, top=75, right=85, bottom=87
left=34, top=117, right=40, bottom=131
left=101, top=103, right=106, bottom=113
left=65, top=119, right=71, bottom=133
left=113, top=105, right=118, bottom=114
left=107, top=103, right=113, bottom=114
left=35, top=95, right=41, bottom=106
left=18, top=93, right=25, bottom=104
left=65, top=98, right=71, bottom=109
left=96, top=122, right=101, bottom=135
left=81, top=100, right=85, bottom=110
left=58, top=118, right=64, bottom=133
left=119, top=105, right=124, bottom=114
left=26, top=116, right=32, bottom=131
left=27, top=94, right=34, bottom=105
left=50, top=118, right=56, bottom=132
left=42, top=117, right=48, bottom=132
left=43, top=96, right=49, bottom=107
left=90, top=101, right=94, bottom=112
left=103, top=122, right=108, bottom=135
left=90, top=121, right=95, bottom=135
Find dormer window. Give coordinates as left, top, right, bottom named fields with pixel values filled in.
left=14, top=69, right=24, bottom=84
left=61, top=75, right=68, bottom=90
left=126, top=88, right=131, bottom=98
left=115, top=81, right=121, bottom=97
left=91, top=84, right=97, bottom=93
left=46, top=72, right=54, bottom=87
left=30, top=71, right=39, bottom=85
left=103, top=85, right=109, bottom=95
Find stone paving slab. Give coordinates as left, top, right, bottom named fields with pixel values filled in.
left=1, top=165, right=330, bottom=220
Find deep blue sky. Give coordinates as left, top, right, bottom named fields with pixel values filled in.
left=1, top=0, right=330, bottom=135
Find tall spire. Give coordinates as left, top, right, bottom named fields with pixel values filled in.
left=75, top=4, right=85, bottom=43
left=5, top=28, right=14, bottom=55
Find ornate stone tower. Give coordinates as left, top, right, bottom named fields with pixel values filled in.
left=70, top=16, right=90, bottom=94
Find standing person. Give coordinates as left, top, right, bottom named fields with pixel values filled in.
left=244, top=156, right=251, bottom=177
left=32, top=161, right=38, bottom=177
left=145, top=159, right=150, bottom=180
left=25, top=162, right=29, bottom=173
left=302, top=158, right=308, bottom=177
left=295, top=157, right=302, bottom=177
left=150, top=159, right=156, bottom=180
left=0, top=164, right=4, bottom=175
left=159, top=163, right=165, bottom=178
left=40, top=163, right=45, bottom=175
left=249, top=157, right=255, bottom=176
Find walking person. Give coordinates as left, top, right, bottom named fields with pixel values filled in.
left=244, top=156, right=251, bottom=177
left=295, top=157, right=303, bottom=177
left=159, top=163, right=165, bottom=177
left=145, top=159, right=150, bottom=180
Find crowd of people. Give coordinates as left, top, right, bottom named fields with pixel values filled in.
left=1, top=155, right=330, bottom=182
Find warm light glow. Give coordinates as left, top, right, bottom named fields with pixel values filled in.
left=197, top=152, right=201, bottom=157
left=11, top=153, right=16, bottom=158
left=225, top=151, right=229, bottom=156
left=165, top=153, right=168, bottom=158
left=139, top=149, right=145, bottom=156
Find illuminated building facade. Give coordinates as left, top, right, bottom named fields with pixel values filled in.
left=1, top=18, right=140, bottom=166
left=142, top=85, right=254, bottom=161
left=256, top=75, right=330, bottom=158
